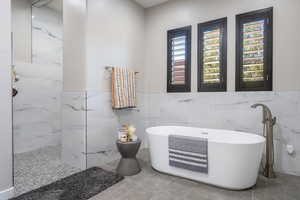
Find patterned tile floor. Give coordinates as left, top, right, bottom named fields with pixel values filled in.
left=14, top=145, right=80, bottom=196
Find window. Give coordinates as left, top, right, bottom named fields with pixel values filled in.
left=167, top=26, right=191, bottom=92
left=236, top=7, right=273, bottom=91
left=198, top=18, right=227, bottom=92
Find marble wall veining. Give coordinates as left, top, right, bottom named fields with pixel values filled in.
left=13, top=6, right=63, bottom=153
left=62, top=92, right=87, bottom=170
left=85, top=92, right=119, bottom=168
left=13, top=62, right=62, bottom=153
left=32, top=6, right=63, bottom=65
left=144, top=92, right=300, bottom=176
left=62, top=90, right=300, bottom=176
left=62, top=91, right=147, bottom=169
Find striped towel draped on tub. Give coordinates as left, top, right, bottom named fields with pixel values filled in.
left=169, top=135, right=208, bottom=173
left=112, top=67, right=137, bottom=109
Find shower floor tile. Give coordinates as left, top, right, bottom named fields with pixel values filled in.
left=14, top=145, right=80, bottom=197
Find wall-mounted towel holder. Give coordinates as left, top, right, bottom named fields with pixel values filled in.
left=114, top=107, right=140, bottom=112
left=105, top=66, right=139, bottom=74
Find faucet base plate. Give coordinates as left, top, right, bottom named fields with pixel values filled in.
left=263, top=168, right=276, bottom=179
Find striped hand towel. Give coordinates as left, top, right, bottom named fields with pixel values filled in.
left=169, top=135, right=208, bottom=173
left=112, top=67, right=137, bottom=109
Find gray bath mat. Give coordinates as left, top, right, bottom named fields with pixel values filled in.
left=10, top=167, right=124, bottom=200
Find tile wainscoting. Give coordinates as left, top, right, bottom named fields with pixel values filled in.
left=62, top=91, right=147, bottom=169
left=62, top=91, right=300, bottom=175
left=62, top=92, right=87, bottom=169
left=144, top=91, right=300, bottom=176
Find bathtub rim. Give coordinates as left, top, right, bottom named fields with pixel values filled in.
left=146, top=126, right=266, bottom=145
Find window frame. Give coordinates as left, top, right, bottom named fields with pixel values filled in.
left=198, top=18, right=227, bottom=92
left=167, top=26, right=192, bottom=93
left=236, top=7, right=273, bottom=91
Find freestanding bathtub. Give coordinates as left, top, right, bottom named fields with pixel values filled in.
left=146, top=126, right=265, bottom=190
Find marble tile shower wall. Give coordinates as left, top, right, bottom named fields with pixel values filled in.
left=62, top=92, right=87, bottom=169
left=62, top=91, right=147, bottom=169
left=13, top=62, right=62, bottom=153
left=144, top=92, right=300, bottom=176
left=13, top=7, right=62, bottom=153
left=32, top=6, right=63, bottom=65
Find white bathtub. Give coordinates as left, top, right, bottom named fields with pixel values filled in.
left=146, top=126, right=265, bottom=190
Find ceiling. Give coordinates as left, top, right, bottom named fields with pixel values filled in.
left=32, top=0, right=167, bottom=12
left=46, top=0, right=62, bottom=12
left=134, top=0, right=169, bottom=8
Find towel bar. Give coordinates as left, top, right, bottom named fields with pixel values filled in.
left=105, top=66, right=139, bottom=74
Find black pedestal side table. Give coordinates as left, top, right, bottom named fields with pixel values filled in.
left=116, top=139, right=141, bottom=176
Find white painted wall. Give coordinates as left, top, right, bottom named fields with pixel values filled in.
left=0, top=0, right=13, bottom=199
left=86, top=0, right=145, bottom=92
left=11, top=0, right=32, bottom=63
left=63, top=0, right=87, bottom=92
left=144, top=0, right=300, bottom=92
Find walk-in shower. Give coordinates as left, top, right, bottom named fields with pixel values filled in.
left=11, top=0, right=79, bottom=196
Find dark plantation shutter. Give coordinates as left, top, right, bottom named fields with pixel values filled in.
left=242, top=20, right=265, bottom=82
left=236, top=7, right=273, bottom=91
left=198, top=18, right=227, bottom=92
left=167, top=26, right=191, bottom=93
left=203, top=28, right=221, bottom=84
left=171, top=35, right=186, bottom=85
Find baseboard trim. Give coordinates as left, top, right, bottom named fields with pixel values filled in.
left=0, top=187, right=14, bottom=200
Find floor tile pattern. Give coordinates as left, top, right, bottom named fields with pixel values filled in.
left=14, top=145, right=80, bottom=196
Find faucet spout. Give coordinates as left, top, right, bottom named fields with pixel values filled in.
left=251, top=103, right=264, bottom=108
left=251, top=103, right=271, bottom=112
left=251, top=103, right=273, bottom=122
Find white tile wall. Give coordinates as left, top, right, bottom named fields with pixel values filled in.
left=61, top=91, right=147, bottom=168
left=61, top=92, right=87, bottom=169
left=13, top=6, right=62, bottom=153
left=62, top=91, right=300, bottom=176
left=145, top=92, right=300, bottom=176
